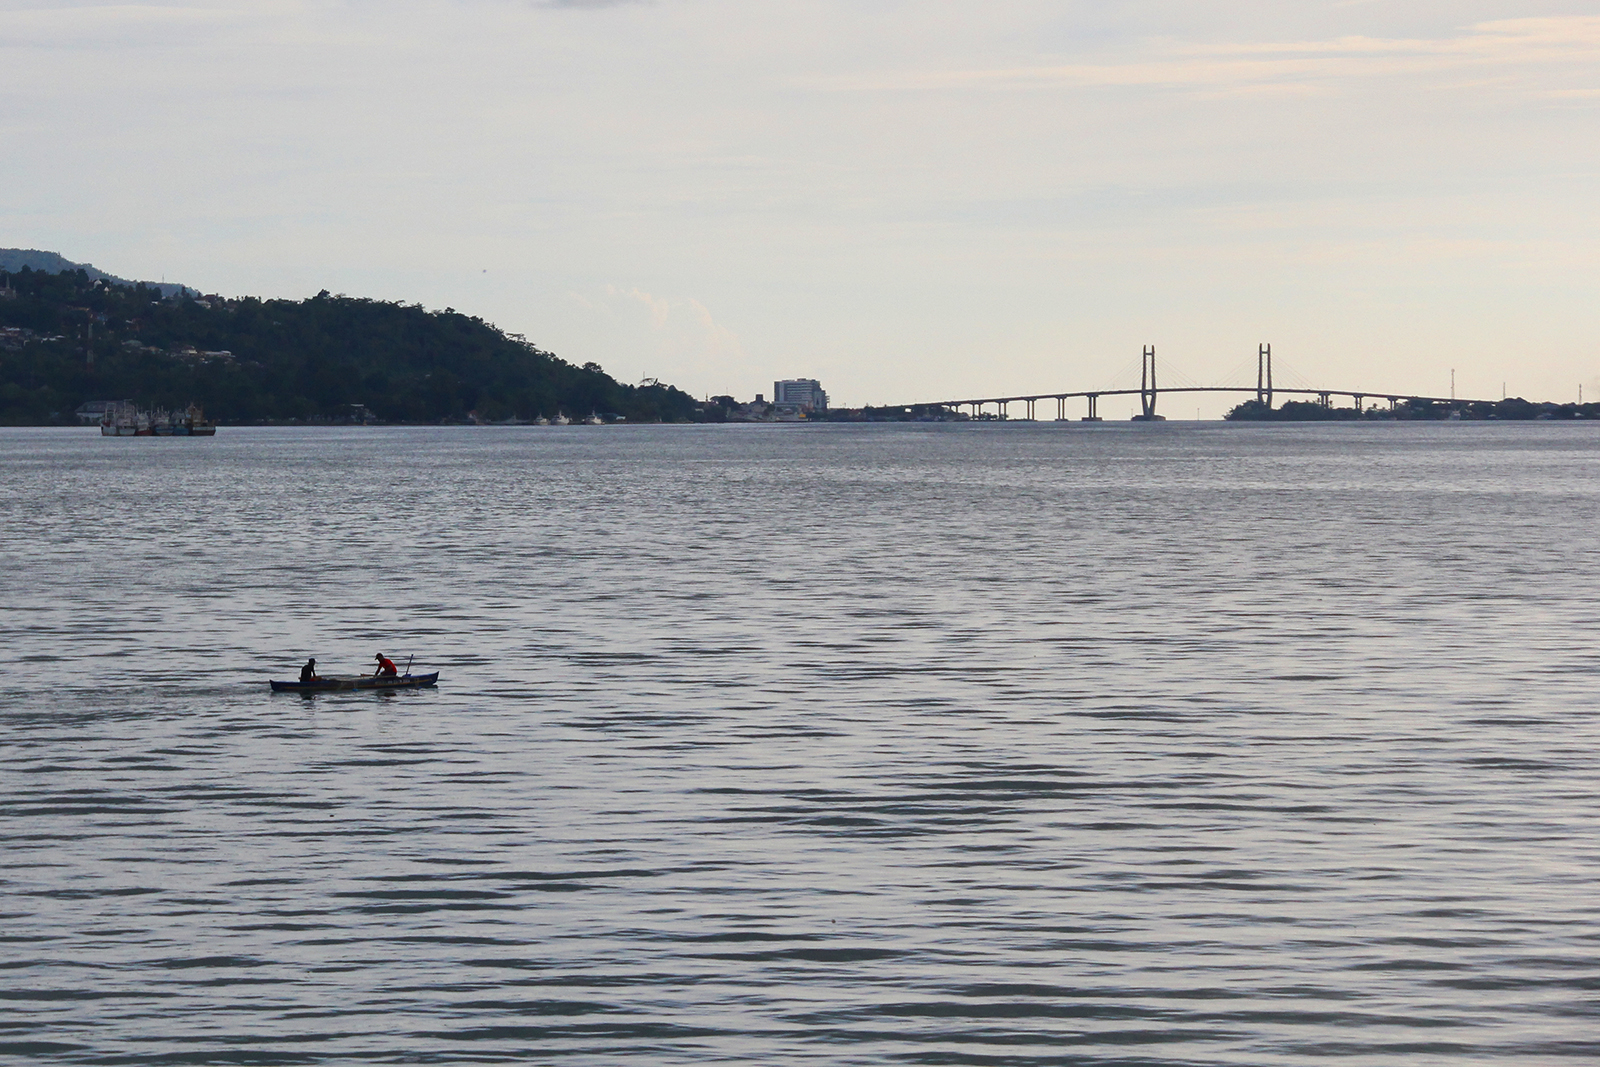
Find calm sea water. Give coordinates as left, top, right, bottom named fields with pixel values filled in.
left=3, top=422, right=1599, bottom=1066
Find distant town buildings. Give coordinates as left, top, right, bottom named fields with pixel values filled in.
left=774, top=378, right=827, bottom=413
left=708, top=381, right=828, bottom=422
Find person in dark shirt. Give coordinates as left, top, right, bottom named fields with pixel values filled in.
left=373, top=654, right=398, bottom=677
left=299, top=658, right=319, bottom=684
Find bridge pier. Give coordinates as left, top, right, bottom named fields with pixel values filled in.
left=1025, top=399, right=1035, bottom=421
left=1257, top=344, right=1273, bottom=408
left=1353, top=394, right=1364, bottom=415
left=1318, top=392, right=1331, bottom=409
left=1083, top=394, right=1101, bottom=421
left=1134, top=346, right=1164, bottom=420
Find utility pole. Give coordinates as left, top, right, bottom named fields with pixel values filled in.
left=1450, top=369, right=1455, bottom=401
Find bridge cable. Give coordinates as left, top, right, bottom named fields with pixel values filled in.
left=1269, top=356, right=1317, bottom=392
left=1212, top=354, right=1260, bottom=390
left=1157, top=359, right=1206, bottom=391
left=1099, top=353, right=1147, bottom=394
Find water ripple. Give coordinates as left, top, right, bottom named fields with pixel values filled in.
left=3, top=423, right=1600, bottom=1064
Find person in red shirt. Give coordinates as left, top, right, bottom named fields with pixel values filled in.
left=373, top=653, right=398, bottom=677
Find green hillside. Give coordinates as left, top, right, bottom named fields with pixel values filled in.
left=0, top=247, right=190, bottom=298
left=0, top=266, right=702, bottom=425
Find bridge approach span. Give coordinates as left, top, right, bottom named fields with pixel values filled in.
left=934, top=386, right=1498, bottom=421
left=918, top=348, right=1495, bottom=420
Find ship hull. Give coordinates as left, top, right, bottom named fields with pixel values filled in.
left=100, top=407, right=217, bottom=436
left=270, top=672, right=439, bottom=694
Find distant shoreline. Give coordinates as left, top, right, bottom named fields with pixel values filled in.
left=16, top=416, right=1600, bottom=432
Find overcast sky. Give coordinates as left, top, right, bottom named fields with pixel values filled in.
left=3, top=1, right=1596, bottom=412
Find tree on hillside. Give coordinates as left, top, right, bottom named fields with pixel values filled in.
left=0, top=269, right=704, bottom=424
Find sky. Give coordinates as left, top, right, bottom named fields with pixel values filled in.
left=2, top=0, right=1597, bottom=414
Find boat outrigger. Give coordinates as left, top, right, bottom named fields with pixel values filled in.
left=270, top=671, right=439, bottom=693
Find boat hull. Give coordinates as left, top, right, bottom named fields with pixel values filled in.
left=270, top=672, right=439, bottom=693
left=100, top=403, right=217, bottom=436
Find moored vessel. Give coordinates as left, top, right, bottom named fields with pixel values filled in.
left=101, top=403, right=216, bottom=437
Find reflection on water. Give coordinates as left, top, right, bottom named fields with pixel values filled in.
left=3, top=423, right=1600, bottom=1064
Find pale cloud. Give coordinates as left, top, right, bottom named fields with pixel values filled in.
left=683, top=297, right=742, bottom=361
left=591, top=286, right=748, bottom=394
left=0, top=3, right=272, bottom=47
left=615, top=286, right=672, bottom=330
left=4, top=2, right=1597, bottom=409
left=828, top=16, right=1600, bottom=97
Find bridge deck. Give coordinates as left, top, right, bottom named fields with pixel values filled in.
left=931, top=386, right=1496, bottom=408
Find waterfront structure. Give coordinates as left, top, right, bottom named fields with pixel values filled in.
left=774, top=379, right=828, bottom=413
left=75, top=400, right=129, bottom=425
left=98, top=403, right=216, bottom=436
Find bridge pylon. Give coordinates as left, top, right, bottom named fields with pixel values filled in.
left=1257, top=343, right=1273, bottom=408
left=1136, top=345, right=1161, bottom=420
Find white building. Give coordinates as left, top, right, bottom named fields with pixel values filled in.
left=774, top=379, right=828, bottom=412
left=75, top=400, right=132, bottom=424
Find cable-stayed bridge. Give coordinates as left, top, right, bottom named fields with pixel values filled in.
left=924, top=345, right=1494, bottom=421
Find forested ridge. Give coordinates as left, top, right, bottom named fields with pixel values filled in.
left=1224, top=397, right=1600, bottom=421
left=0, top=266, right=702, bottom=425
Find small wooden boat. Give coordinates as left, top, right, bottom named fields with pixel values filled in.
left=270, top=672, right=439, bottom=693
